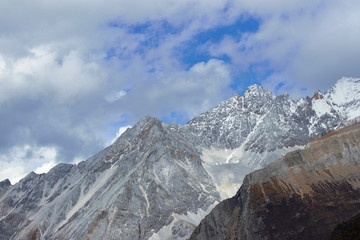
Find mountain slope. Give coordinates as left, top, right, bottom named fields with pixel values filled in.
left=169, top=77, right=359, bottom=197
left=190, top=122, right=360, bottom=240
left=324, top=77, right=360, bottom=121
left=0, top=117, right=220, bottom=239
left=0, top=77, right=359, bottom=239
left=331, top=211, right=360, bottom=240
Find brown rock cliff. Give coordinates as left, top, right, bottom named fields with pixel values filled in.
left=190, top=123, right=360, bottom=240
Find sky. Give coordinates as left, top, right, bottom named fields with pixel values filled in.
left=1, top=0, right=360, bottom=183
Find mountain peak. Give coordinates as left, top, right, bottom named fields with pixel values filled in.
left=1, top=77, right=360, bottom=240
left=336, top=76, right=360, bottom=85
left=244, top=84, right=271, bottom=98
left=312, top=90, right=323, bottom=100
left=0, top=179, right=11, bottom=187
left=327, top=77, right=360, bottom=97
left=323, top=77, right=360, bottom=120
left=245, top=84, right=265, bottom=92
left=137, top=115, right=161, bottom=125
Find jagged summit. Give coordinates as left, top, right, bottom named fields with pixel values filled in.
left=0, top=179, right=11, bottom=187
left=0, top=179, right=11, bottom=198
left=244, top=84, right=271, bottom=97
left=113, top=115, right=162, bottom=144
left=0, top=113, right=219, bottom=240
left=324, top=77, right=360, bottom=121
left=1, top=77, right=360, bottom=240
left=312, top=89, right=323, bottom=99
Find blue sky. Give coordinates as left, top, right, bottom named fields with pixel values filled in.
left=1, top=0, right=360, bottom=182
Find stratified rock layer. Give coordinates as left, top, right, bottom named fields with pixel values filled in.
left=190, top=123, right=360, bottom=240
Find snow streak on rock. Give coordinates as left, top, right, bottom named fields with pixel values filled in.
left=0, top=77, right=360, bottom=239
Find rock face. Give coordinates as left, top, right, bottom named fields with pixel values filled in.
left=0, top=117, right=220, bottom=240
left=0, top=77, right=360, bottom=239
left=331, top=211, right=360, bottom=240
left=0, top=179, right=10, bottom=198
left=190, top=123, right=360, bottom=240
left=169, top=77, right=360, bottom=197
left=172, top=78, right=360, bottom=154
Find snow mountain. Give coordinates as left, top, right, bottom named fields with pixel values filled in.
left=0, top=77, right=359, bottom=239
left=167, top=77, right=360, bottom=198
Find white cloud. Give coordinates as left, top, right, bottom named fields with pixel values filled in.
left=0, top=145, right=58, bottom=184
left=0, top=45, right=106, bottom=104
left=106, top=90, right=127, bottom=103
left=126, top=58, right=232, bottom=119
left=34, top=160, right=57, bottom=175
left=109, top=125, right=132, bottom=145
left=0, top=1, right=235, bottom=183
left=210, top=0, right=360, bottom=96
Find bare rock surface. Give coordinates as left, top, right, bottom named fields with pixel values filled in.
left=1, top=77, right=360, bottom=239
left=190, top=123, right=360, bottom=240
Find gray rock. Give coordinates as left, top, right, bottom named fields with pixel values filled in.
left=190, top=123, right=360, bottom=240
left=1, top=77, right=360, bottom=240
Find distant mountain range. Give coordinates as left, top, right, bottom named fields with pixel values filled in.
left=1, top=77, right=359, bottom=239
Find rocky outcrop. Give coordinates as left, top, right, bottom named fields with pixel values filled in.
left=0, top=117, right=220, bottom=240
left=172, top=78, right=360, bottom=155
left=172, top=77, right=360, bottom=199
left=331, top=211, right=360, bottom=240
left=1, top=78, right=360, bottom=240
left=0, top=179, right=10, bottom=198
left=190, top=123, right=360, bottom=240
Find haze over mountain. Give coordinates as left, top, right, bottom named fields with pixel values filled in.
left=0, top=77, right=359, bottom=239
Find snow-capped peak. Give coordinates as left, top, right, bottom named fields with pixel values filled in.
left=244, top=84, right=269, bottom=97
left=324, top=77, right=360, bottom=120
left=1, top=77, right=360, bottom=240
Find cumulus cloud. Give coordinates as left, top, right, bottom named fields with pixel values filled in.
left=109, top=126, right=132, bottom=146
left=0, top=0, right=237, bottom=182
left=209, top=0, right=360, bottom=96
left=108, top=58, right=233, bottom=122
left=0, top=145, right=57, bottom=183
left=105, top=90, right=127, bottom=103
left=0, top=45, right=104, bottom=103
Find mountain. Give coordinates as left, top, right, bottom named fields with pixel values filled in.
left=190, top=122, right=360, bottom=240
left=0, top=117, right=219, bottom=239
left=331, top=211, right=360, bottom=240
left=0, top=77, right=359, bottom=239
left=168, top=77, right=360, bottom=197
left=324, top=77, right=360, bottom=122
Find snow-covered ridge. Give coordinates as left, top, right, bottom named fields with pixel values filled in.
left=0, top=77, right=360, bottom=240
left=324, top=77, right=360, bottom=120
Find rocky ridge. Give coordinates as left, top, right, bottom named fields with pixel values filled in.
left=167, top=77, right=360, bottom=197
left=0, top=77, right=359, bottom=239
left=0, top=117, right=219, bottom=239
left=190, top=122, right=360, bottom=240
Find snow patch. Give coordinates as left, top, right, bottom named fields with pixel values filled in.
left=312, top=98, right=332, bottom=117
left=150, top=202, right=219, bottom=240
left=324, top=77, right=360, bottom=120
left=201, top=146, right=303, bottom=199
